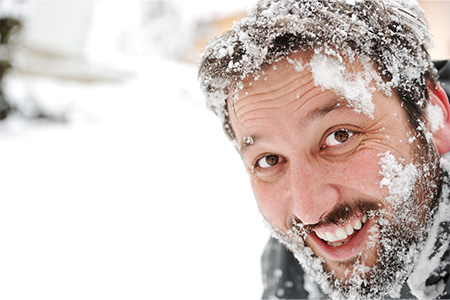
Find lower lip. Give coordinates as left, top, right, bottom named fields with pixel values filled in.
left=307, top=220, right=374, bottom=262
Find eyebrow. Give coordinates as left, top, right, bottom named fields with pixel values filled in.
left=304, top=99, right=346, bottom=122
left=239, top=99, right=349, bottom=154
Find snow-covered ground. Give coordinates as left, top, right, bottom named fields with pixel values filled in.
left=0, top=57, right=269, bottom=299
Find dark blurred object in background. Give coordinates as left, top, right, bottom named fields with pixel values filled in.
left=0, top=17, right=21, bottom=120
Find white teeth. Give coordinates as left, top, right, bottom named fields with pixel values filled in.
left=316, top=231, right=325, bottom=240
left=325, top=231, right=338, bottom=242
left=316, top=215, right=368, bottom=243
left=346, top=223, right=354, bottom=236
left=353, top=219, right=362, bottom=230
left=335, top=228, right=347, bottom=240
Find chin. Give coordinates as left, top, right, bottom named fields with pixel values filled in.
left=301, top=216, right=380, bottom=277
left=322, top=246, right=379, bottom=280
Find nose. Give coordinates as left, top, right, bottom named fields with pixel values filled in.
left=287, top=162, right=340, bottom=225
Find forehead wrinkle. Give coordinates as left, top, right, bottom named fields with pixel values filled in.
left=240, top=116, right=277, bottom=128
left=235, top=71, right=313, bottom=114
left=286, top=82, right=323, bottom=117
left=289, top=88, right=337, bottom=117
left=234, top=83, right=318, bottom=130
left=240, top=60, right=310, bottom=95
left=282, top=77, right=317, bottom=107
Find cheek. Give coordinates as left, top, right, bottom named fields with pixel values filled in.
left=336, top=150, right=388, bottom=198
left=250, top=150, right=390, bottom=230
left=251, top=179, right=291, bottom=231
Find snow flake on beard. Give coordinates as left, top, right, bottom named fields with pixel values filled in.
left=378, top=151, right=418, bottom=209
left=263, top=148, right=442, bottom=299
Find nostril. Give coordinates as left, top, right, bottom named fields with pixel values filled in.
left=294, top=211, right=322, bottom=226
left=288, top=166, right=341, bottom=227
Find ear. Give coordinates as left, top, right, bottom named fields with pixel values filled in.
left=427, top=82, right=450, bottom=154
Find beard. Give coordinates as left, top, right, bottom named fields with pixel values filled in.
left=267, top=136, right=443, bottom=299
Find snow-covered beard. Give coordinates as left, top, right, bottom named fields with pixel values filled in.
left=267, top=137, right=442, bottom=299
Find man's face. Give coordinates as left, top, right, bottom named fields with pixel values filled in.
left=228, top=52, right=441, bottom=297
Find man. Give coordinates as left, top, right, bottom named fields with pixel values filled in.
left=198, top=0, right=450, bottom=298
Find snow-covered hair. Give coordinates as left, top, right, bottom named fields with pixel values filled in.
left=198, top=0, right=438, bottom=141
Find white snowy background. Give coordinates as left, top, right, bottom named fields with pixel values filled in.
left=0, top=1, right=269, bottom=299
left=0, top=1, right=447, bottom=299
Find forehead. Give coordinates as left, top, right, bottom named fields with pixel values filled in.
left=230, top=52, right=316, bottom=120
left=238, top=52, right=313, bottom=97
left=227, top=51, right=403, bottom=149
left=230, top=51, right=380, bottom=117
left=229, top=52, right=362, bottom=126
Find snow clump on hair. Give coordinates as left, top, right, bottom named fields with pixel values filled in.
left=198, top=0, right=437, bottom=141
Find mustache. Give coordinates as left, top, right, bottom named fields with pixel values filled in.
left=294, top=200, right=381, bottom=234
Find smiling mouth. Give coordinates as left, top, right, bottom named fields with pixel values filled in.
left=305, top=213, right=375, bottom=262
left=315, top=214, right=368, bottom=247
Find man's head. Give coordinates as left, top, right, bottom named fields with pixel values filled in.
left=199, top=0, right=439, bottom=141
left=199, top=0, right=450, bottom=298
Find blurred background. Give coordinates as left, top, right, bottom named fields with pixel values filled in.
left=0, top=1, right=448, bottom=299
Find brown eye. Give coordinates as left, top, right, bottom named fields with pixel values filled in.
left=324, top=129, right=353, bottom=147
left=257, top=155, right=280, bottom=169
left=335, top=130, right=350, bottom=142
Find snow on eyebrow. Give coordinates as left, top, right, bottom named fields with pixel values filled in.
left=309, top=53, right=376, bottom=119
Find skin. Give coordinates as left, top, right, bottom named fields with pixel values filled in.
left=227, top=51, right=450, bottom=279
